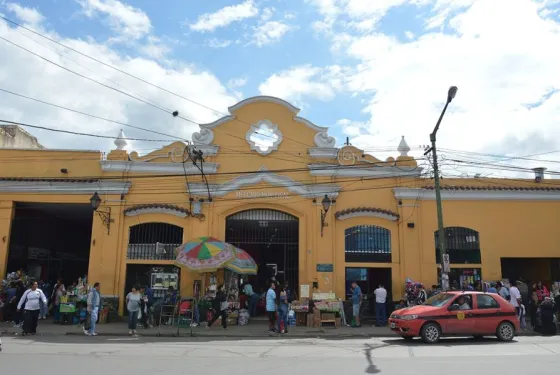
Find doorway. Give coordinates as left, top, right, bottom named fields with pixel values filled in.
left=225, top=209, right=299, bottom=294
left=7, top=202, right=93, bottom=283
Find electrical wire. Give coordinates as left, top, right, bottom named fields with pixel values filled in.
left=0, top=119, right=179, bottom=142
left=0, top=88, right=185, bottom=141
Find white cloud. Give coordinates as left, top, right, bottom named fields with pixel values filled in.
left=207, top=38, right=233, bottom=48
left=228, top=77, right=248, bottom=89
left=6, top=2, right=44, bottom=26
left=0, top=14, right=238, bottom=152
left=404, top=31, right=414, bottom=39
left=261, top=7, right=275, bottom=21
left=190, top=0, right=259, bottom=33
left=78, top=0, right=152, bottom=40
left=251, top=21, right=295, bottom=47
left=269, top=0, right=560, bottom=177
left=139, top=36, right=170, bottom=59
left=259, top=65, right=340, bottom=104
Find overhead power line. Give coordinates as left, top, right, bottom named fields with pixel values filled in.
left=0, top=119, right=176, bottom=142
left=0, top=35, right=198, bottom=125
left=0, top=88, right=184, bottom=141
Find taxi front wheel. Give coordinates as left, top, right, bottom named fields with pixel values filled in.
left=496, top=322, right=515, bottom=342
left=420, top=322, right=441, bottom=344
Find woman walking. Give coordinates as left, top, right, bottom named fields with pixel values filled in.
left=17, top=281, right=48, bottom=336
left=52, top=283, right=65, bottom=323
left=207, top=285, right=228, bottom=330
left=277, top=285, right=289, bottom=334
left=126, top=285, right=142, bottom=336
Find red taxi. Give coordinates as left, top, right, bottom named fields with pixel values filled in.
left=388, top=291, right=519, bottom=343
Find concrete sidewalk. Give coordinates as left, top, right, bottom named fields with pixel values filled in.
left=1, top=320, right=539, bottom=339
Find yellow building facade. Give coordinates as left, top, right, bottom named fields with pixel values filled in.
left=1, top=96, right=559, bottom=314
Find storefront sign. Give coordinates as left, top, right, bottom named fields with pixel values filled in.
left=300, top=284, right=310, bottom=298
left=316, top=264, right=334, bottom=272
left=235, top=191, right=289, bottom=199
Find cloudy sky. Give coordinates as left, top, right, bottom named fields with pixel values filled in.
left=0, top=0, right=559, bottom=178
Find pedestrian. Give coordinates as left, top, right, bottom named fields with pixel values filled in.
left=243, top=281, right=258, bottom=317
left=510, top=281, right=522, bottom=317
left=487, top=282, right=497, bottom=294
left=17, top=281, right=48, bottom=336
left=85, top=282, right=101, bottom=336
left=207, top=285, right=228, bottom=330
left=536, top=281, right=549, bottom=302
left=52, top=283, right=65, bottom=324
left=530, top=283, right=539, bottom=329
left=374, top=284, right=387, bottom=327
left=277, top=284, right=289, bottom=334
left=266, top=282, right=277, bottom=333
left=12, top=282, right=25, bottom=328
left=497, top=282, right=510, bottom=301
left=351, top=281, right=362, bottom=328
left=126, top=285, right=142, bottom=336
left=518, top=303, right=527, bottom=330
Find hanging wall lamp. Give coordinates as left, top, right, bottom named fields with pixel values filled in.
left=90, top=192, right=114, bottom=234
left=320, top=194, right=331, bottom=237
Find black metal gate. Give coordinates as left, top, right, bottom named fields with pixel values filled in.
left=226, top=209, right=299, bottom=290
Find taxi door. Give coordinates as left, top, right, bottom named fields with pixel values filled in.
left=473, top=294, right=502, bottom=334
left=445, top=294, right=475, bottom=334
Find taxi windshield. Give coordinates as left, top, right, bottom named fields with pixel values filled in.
left=423, top=293, right=455, bottom=307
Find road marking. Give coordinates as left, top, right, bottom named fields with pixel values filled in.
left=106, top=338, right=139, bottom=341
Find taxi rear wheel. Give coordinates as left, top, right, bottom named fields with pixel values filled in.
left=496, top=322, right=515, bottom=341
left=420, top=322, right=441, bottom=344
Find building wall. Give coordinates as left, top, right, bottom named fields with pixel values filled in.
left=0, top=125, right=43, bottom=149
left=1, top=96, right=559, bottom=313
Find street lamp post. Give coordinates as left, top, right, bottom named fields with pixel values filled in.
left=430, top=86, right=458, bottom=291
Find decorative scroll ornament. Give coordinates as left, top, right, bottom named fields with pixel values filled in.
left=314, top=132, right=336, bottom=148
left=192, top=128, right=214, bottom=145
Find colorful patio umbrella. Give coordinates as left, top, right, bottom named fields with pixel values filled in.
left=174, top=237, right=236, bottom=272
left=225, top=247, right=258, bottom=275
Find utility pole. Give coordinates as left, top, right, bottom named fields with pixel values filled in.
left=428, top=86, right=458, bottom=291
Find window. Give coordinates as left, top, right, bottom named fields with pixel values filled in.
left=345, top=225, right=391, bottom=263
left=476, top=294, right=500, bottom=309
left=127, top=223, right=183, bottom=260
left=435, top=227, right=481, bottom=264
left=451, top=294, right=473, bottom=310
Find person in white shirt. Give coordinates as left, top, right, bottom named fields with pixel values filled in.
left=17, top=281, right=48, bottom=336
left=374, top=284, right=388, bottom=327
left=509, top=281, right=522, bottom=316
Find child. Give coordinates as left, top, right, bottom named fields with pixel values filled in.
left=518, top=303, right=527, bottom=330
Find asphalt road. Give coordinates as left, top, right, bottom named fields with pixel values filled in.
left=2, top=335, right=559, bottom=374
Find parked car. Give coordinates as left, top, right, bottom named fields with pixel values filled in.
left=388, top=291, right=519, bottom=343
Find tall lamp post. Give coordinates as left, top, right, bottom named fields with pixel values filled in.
left=429, top=86, right=458, bottom=291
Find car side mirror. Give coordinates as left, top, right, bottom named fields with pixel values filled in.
left=448, top=304, right=460, bottom=311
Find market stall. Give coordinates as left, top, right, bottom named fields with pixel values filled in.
left=174, top=237, right=257, bottom=330
left=290, top=289, right=346, bottom=328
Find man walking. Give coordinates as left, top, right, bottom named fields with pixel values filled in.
left=351, top=281, right=362, bottom=328
left=374, top=284, right=387, bottom=327
left=266, top=282, right=277, bottom=333
left=85, top=282, right=101, bottom=336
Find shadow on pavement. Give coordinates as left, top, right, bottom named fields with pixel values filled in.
left=381, top=336, right=518, bottom=347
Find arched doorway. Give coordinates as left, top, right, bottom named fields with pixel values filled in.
left=226, top=209, right=299, bottom=292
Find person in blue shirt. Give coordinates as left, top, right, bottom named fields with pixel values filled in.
left=351, top=281, right=362, bottom=328
left=266, top=282, right=277, bottom=333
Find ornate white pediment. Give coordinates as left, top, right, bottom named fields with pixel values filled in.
left=245, top=120, right=283, bottom=155
left=187, top=166, right=341, bottom=199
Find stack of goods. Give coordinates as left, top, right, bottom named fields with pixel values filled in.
left=287, top=309, right=296, bottom=327
left=314, top=300, right=341, bottom=312
left=290, top=300, right=309, bottom=313
left=238, top=309, right=250, bottom=326
left=405, top=278, right=420, bottom=306
left=227, top=310, right=239, bottom=326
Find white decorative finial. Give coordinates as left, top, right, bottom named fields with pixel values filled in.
left=397, top=136, right=410, bottom=157
left=114, top=129, right=127, bottom=150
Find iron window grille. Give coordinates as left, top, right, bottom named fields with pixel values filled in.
left=435, top=226, right=481, bottom=264
left=345, top=225, right=392, bottom=263
left=127, top=222, right=183, bottom=260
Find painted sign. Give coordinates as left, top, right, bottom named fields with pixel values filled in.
left=300, top=284, right=310, bottom=298
left=316, top=264, right=334, bottom=272
left=235, top=191, right=289, bottom=199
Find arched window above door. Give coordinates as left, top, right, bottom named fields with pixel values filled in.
left=345, top=225, right=391, bottom=263
left=127, top=222, right=183, bottom=260
left=434, top=226, right=481, bottom=264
